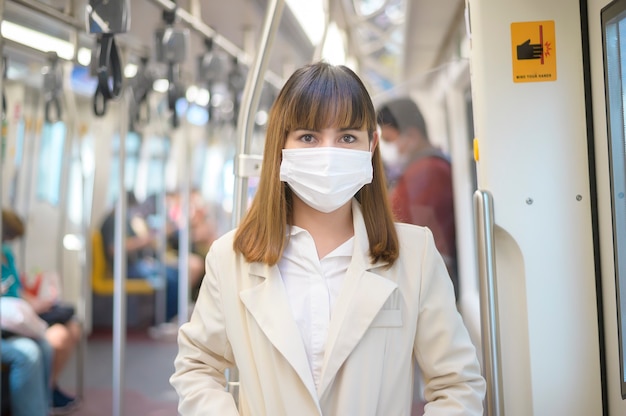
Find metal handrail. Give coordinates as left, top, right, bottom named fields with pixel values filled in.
left=232, top=0, right=285, bottom=226
left=112, top=88, right=130, bottom=416
left=58, top=59, right=87, bottom=402
left=177, top=115, right=191, bottom=328
left=473, top=189, right=504, bottom=416
left=0, top=0, right=5, bottom=407
left=228, top=0, right=285, bottom=407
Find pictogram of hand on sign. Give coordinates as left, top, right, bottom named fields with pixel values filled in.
left=517, top=39, right=543, bottom=60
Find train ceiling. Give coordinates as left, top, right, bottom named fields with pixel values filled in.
left=1, top=0, right=466, bottom=100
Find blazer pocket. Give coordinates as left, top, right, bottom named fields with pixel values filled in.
left=370, top=309, right=402, bottom=328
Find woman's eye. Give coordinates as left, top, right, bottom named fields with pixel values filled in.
left=340, top=134, right=357, bottom=143
left=300, top=134, right=315, bottom=143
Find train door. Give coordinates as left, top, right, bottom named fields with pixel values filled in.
left=467, top=0, right=603, bottom=414
left=2, top=56, right=84, bottom=301
left=589, top=0, right=626, bottom=413
left=442, top=61, right=482, bottom=363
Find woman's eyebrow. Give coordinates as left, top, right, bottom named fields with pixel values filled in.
left=289, top=127, right=364, bottom=133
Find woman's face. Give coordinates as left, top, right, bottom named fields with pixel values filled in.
left=284, top=128, right=376, bottom=152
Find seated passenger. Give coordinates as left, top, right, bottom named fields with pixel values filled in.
left=100, top=192, right=203, bottom=322
left=1, top=336, right=52, bottom=416
left=1, top=209, right=80, bottom=414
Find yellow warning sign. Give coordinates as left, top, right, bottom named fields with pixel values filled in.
left=511, top=21, right=556, bottom=83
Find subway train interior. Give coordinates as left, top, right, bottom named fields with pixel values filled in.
left=0, top=0, right=625, bottom=414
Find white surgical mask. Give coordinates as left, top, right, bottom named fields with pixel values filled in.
left=378, top=139, right=402, bottom=166
left=280, top=147, right=373, bottom=213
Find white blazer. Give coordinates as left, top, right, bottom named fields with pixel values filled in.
left=171, top=200, right=485, bottom=415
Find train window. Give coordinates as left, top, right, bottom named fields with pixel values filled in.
left=35, top=122, right=65, bottom=205
left=191, top=141, right=206, bottom=191
left=143, top=135, right=170, bottom=198
left=200, top=140, right=231, bottom=208
left=13, top=118, right=24, bottom=168
left=602, top=0, right=626, bottom=398
left=106, top=131, right=141, bottom=206
left=67, top=142, right=84, bottom=226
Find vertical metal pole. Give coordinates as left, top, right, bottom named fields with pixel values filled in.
left=112, top=90, right=130, bottom=416
left=0, top=1, right=5, bottom=405
left=232, top=0, right=285, bottom=226
left=177, top=116, right=190, bottom=327
left=56, top=52, right=76, bottom=290
left=154, top=184, right=167, bottom=326
left=60, top=57, right=85, bottom=400
left=77, top=124, right=93, bottom=402
left=229, top=0, right=285, bottom=406
left=473, top=190, right=504, bottom=416
left=17, top=95, right=40, bottom=273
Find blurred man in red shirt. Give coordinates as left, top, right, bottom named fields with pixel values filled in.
left=377, top=97, right=458, bottom=300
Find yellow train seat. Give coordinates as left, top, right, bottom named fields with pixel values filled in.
left=91, top=230, right=154, bottom=295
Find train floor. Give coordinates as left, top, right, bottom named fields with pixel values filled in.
left=58, top=328, right=179, bottom=416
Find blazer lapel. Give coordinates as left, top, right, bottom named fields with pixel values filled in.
left=239, top=262, right=319, bottom=405
left=317, top=201, right=398, bottom=397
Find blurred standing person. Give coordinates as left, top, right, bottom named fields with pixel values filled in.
left=376, top=98, right=458, bottom=300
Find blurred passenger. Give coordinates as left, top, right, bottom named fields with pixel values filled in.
left=99, top=192, right=203, bottom=323
left=166, top=189, right=217, bottom=258
left=162, top=190, right=215, bottom=302
left=1, top=336, right=52, bottom=416
left=171, top=62, right=484, bottom=415
left=136, top=192, right=206, bottom=291
left=1, top=209, right=79, bottom=414
left=376, top=97, right=458, bottom=299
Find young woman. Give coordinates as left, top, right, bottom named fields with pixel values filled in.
left=170, top=62, right=485, bottom=415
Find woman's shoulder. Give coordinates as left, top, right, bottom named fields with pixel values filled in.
left=394, top=221, right=430, bottom=235
left=207, top=228, right=238, bottom=255
left=393, top=222, right=434, bottom=246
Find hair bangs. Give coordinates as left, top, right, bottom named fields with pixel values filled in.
left=281, top=66, right=376, bottom=135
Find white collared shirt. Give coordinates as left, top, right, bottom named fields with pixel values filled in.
left=278, top=225, right=354, bottom=389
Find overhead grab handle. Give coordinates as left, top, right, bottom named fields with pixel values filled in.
left=155, top=7, right=189, bottom=128
left=128, top=57, right=154, bottom=131
left=86, top=0, right=131, bottom=117
left=42, top=52, right=63, bottom=124
left=86, top=0, right=130, bottom=34
left=92, top=34, right=123, bottom=116
left=1, top=57, right=6, bottom=123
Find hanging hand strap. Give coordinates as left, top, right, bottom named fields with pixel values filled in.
left=93, top=34, right=122, bottom=116
left=43, top=54, right=62, bottom=123
left=45, top=97, right=61, bottom=123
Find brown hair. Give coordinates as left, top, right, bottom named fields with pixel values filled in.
left=2, top=209, right=25, bottom=242
left=233, top=61, right=399, bottom=266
